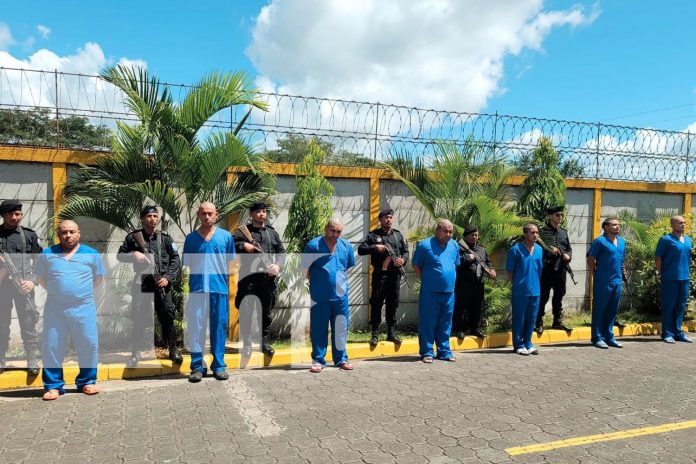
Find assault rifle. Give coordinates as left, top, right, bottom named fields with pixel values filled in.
left=535, top=237, right=577, bottom=285
left=238, top=224, right=277, bottom=279
left=132, top=231, right=165, bottom=297
left=383, top=243, right=411, bottom=289
left=0, top=248, right=37, bottom=312
left=456, top=239, right=495, bottom=278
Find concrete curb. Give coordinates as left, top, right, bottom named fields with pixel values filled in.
left=1, top=321, right=693, bottom=390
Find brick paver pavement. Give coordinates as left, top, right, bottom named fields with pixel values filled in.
left=1, top=337, right=695, bottom=463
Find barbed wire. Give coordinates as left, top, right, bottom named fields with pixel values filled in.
left=0, top=66, right=693, bottom=183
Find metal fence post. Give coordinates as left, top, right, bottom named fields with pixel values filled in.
left=492, top=111, right=499, bottom=157
left=594, top=122, right=601, bottom=178
left=373, top=102, right=380, bottom=163
left=686, top=132, right=691, bottom=184
left=230, top=106, right=234, bottom=133
left=54, top=69, right=60, bottom=148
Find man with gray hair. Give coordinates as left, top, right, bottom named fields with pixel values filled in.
left=302, top=216, right=356, bottom=373
left=412, top=219, right=460, bottom=363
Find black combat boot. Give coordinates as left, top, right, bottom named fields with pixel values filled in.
left=551, top=318, right=573, bottom=332
left=386, top=327, right=401, bottom=344
left=169, top=343, right=183, bottom=364
left=26, top=349, right=40, bottom=375
left=369, top=327, right=380, bottom=347
left=261, top=336, right=275, bottom=356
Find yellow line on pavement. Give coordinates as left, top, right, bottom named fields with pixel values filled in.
left=506, top=420, right=696, bottom=456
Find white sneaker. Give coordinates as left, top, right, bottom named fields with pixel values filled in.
left=515, top=348, right=530, bottom=356
left=528, top=347, right=539, bottom=355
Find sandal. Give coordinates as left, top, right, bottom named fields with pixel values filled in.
left=81, top=385, right=100, bottom=395
left=42, top=389, right=61, bottom=401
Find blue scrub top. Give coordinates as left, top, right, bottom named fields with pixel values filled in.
left=412, top=237, right=460, bottom=293
left=183, top=227, right=236, bottom=294
left=35, top=244, right=105, bottom=310
left=587, top=234, right=626, bottom=286
left=655, top=234, right=692, bottom=281
left=506, top=242, right=543, bottom=296
left=303, top=236, right=355, bottom=302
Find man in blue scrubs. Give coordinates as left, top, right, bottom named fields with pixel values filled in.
left=36, top=220, right=104, bottom=401
left=183, top=202, right=236, bottom=382
left=655, top=215, right=693, bottom=344
left=587, top=217, right=626, bottom=349
left=412, top=219, right=460, bottom=363
left=506, top=224, right=543, bottom=356
left=303, top=217, right=355, bottom=373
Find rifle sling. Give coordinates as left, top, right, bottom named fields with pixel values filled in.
left=18, top=225, right=26, bottom=280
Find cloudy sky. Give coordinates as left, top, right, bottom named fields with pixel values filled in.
left=1, top=0, right=695, bottom=131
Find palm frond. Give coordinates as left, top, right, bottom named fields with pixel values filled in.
left=177, top=71, right=268, bottom=136
left=101, top=65, right=173, bottom=127
left=58, top=195, right=141, bottom=232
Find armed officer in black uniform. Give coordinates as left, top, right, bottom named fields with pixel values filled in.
left=233, top=202, right=285, bottom=357
left=453, top=225, right=496, bottom=339
left=358, top=208, right=409, bottom=347
left=117, top=205, right=181, bottom=366
left=0, top=200, right=42, bottom=375
left=535, top=205, right=573, bottom=335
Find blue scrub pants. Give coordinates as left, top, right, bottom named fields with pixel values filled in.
left=512, top=293, right=539, bottom=350
left=186, top=292, right=229, bottom=374
left=310, top=297, right=349, bottom=366
left=42, top=306, right=98, bottom=393
left=591, top=281, right=622, bottom=343
left=660, top=280, right=689, bottom=339
left=418, top=291, right=454, bottom=359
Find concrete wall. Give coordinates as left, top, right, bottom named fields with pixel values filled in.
left=563, top=189, right=594, bottom=312
left=600, top=191, right=682, bottom=223
left=1, top=160, right=693, bottom=350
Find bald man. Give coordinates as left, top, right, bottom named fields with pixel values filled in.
left=302, top=217, right=356, bottom=373
left=36, top=220, right=104, bottom=400
left=655, top=216, right=693, bottom=343
left=183, top=202, right=236, bottom=382
left=412, top=219, right=460, bottom=363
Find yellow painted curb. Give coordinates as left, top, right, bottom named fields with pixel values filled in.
left=0, top=322, right=688, bottom=390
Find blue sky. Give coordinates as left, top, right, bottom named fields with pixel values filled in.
left=1, top=0, right=695, bottom=132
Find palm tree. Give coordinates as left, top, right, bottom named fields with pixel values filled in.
left=381, top=139, right=526, bottom=252
left=382, top=139, right=527, bottom=333
left=59, top=65, right=275, bottom=236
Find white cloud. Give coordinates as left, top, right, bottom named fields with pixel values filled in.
left=36, top=24, right=51, bottom=39
left=0, top=42, right=146, bottom=122
left=0, top=23, right=14, bottom=50
left=246, top=0, right=599, bottom=113
left=117, top=57, right=148, bottom=70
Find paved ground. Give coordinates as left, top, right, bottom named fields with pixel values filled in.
left=1, top=338, right=695, bottom=463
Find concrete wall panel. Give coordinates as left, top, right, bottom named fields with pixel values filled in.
left=601, top=191, right=681, bottom=223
